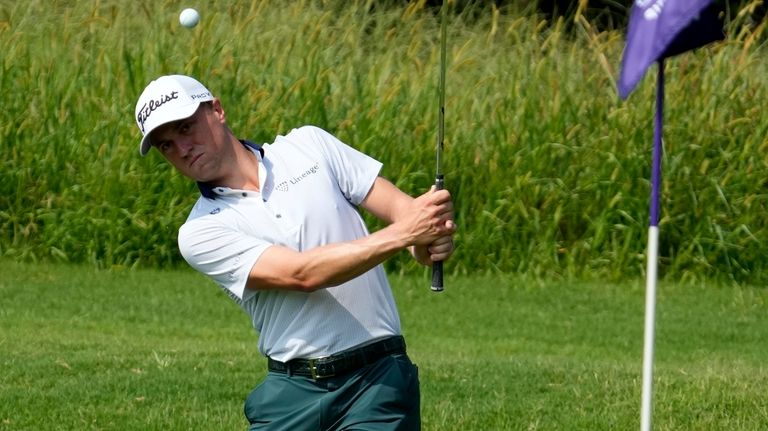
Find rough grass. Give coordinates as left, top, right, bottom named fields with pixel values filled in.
left=1, top=0, right=767, bottom=283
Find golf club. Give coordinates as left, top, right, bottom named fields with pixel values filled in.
left=431, top=1, right=447, bottom=292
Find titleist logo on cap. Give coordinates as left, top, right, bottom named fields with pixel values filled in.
left=136, top=91, right=179, bottom=133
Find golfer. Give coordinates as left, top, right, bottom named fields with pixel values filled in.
left=134, top=74, right=456, bottom=430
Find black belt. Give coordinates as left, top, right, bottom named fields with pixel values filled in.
left=267, top=336, right=406, bottom=380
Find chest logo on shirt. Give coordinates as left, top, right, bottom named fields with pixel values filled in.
left=209, top=208, right=221, bottom=215
left=275, top=163, right=320, bottom=192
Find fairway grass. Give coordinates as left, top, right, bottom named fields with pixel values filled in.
left=2, top=261, right=767, bottom=430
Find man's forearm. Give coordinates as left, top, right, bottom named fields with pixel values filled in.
left=246, top=223, right=411, bottom=292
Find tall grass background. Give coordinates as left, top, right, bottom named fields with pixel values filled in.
left=1, top=0, right=766, bottom=284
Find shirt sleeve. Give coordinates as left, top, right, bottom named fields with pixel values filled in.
left=178, top=217, right=269, bottom=301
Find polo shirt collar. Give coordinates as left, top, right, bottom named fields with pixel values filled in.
left=197, top=139, right=263, bottom=199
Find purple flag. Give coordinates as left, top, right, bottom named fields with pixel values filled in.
left=618, top=0, right=724, bottom=99
left=620, top=4, right=725, bottom=429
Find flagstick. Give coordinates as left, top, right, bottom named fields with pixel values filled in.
left=641, top=59, right=664, bottom=431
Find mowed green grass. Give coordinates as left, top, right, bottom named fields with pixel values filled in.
left=2, top=261, right=767, bottom=430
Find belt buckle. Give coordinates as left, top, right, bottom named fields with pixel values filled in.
left=308, top=358, right=334, bottom=379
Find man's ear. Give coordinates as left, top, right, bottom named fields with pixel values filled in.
left=212, top=98, right=226, bottom=123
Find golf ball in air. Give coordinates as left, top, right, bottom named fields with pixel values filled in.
left=179, top=8, right=200, bottom=28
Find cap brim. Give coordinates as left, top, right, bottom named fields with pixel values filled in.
left=139, top=134, right=154, bottom=156
left=138, top=102, right=202, bottom=156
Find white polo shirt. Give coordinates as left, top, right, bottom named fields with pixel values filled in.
left=178, top=126, right=401, bottom=362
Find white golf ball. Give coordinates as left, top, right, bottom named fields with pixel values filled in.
left=179, top=8, right=200, bottom=28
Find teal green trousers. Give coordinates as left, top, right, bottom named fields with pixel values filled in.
left=244, top=353, right=420, bottom=431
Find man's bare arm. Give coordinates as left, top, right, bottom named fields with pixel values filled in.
left=245, top=178, right=455, bottom=292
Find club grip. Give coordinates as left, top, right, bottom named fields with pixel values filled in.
left=431, top=261, right=444, bottom=292
left=431, top=175, right=444, bottom=292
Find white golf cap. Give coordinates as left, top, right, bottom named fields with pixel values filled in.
left=134, top=75, right=214, bottom=156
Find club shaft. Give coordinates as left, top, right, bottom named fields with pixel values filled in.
left=435, top=3, right=446, bottom=178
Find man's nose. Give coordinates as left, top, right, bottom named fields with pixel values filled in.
left=175, top=137, right=194, bottom=156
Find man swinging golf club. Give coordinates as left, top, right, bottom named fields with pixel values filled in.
left=133, top=74, right=456, bottom=430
